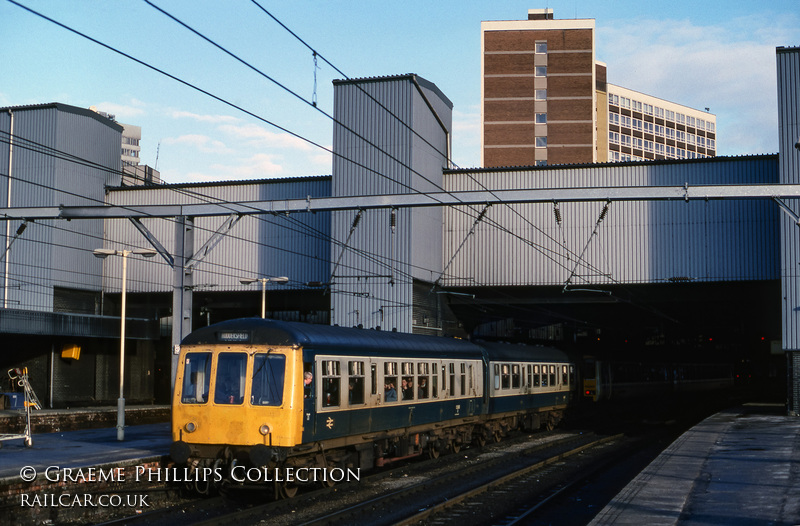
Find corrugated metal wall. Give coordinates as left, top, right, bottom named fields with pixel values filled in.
left=330, top=76, right=452, bottom=332
left=0, top=106, right=116, bottom=312
left=105, top=177, right=331, bottom=295
left=444, top=156, right=779, bottom=287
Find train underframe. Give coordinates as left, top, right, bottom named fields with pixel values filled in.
left=177, top=406, right=565, bottom=499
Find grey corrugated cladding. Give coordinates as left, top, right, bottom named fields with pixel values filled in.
left=778, top=47, right=800, bottom=351
left=105, top=177, right=331, bottom=294
left=0, top=103, right=121, bottom=311
left=443, top=156, right=779, bottom=287
left=330, top=75, right=452, bottom=332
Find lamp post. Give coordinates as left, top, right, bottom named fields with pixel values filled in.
left=239, top=276, right=289, bottom=318
left=93, top=247, right=157, bottom=441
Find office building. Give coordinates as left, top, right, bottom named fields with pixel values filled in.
left=481, top=9, right=716, bottom=167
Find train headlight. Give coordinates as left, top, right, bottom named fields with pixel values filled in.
left=184, top=422, right=197, bottom=433
left=259, top=424, right=271, bottom=436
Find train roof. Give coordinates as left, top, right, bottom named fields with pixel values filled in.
left=181, top=318, right=484, bottom=357
left=478, top=341, right=570, bottom=363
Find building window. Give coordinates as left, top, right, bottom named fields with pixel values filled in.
left=535, top=41, right=547, bottom=54
left=608, top=131, right=619, bottom=144
left=535, top=136, right=547, bottom=148
left=535, top=89, right=547, bottom=101
left=535, top=66, right=547, bottom=77
left=535, top=113, right=547, bottom=124
left=609, top=113, right=619, bottom=126
left=535, top=160, right=548, bottom=166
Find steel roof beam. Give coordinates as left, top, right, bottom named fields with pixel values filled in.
left=2, top=183, right=800, bottom=220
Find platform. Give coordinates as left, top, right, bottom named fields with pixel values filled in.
left=0, top=422, right=171, bottom=481
left=589, top=404, right=800, bottom=525
left=0, top=404, right=169, bottom=434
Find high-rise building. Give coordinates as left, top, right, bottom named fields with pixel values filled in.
left=89, top=107, right=161, bottom=185
left=481, top=9, right=716, bottom=167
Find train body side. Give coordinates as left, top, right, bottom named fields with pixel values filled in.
left=171, top=318, right=576, bottom=474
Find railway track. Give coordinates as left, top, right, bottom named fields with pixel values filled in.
left=98, top=416, right=694, bottom=526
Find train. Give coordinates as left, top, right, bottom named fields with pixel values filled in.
left=581, top=357, right=735, bottom=402
left=169, top=318, right=734, bottom=496
left=169, top=318, right=573, bottom=496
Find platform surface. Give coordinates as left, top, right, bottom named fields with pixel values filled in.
left=0, top=422, right=170, bottom=481
left=589, top=404, right=800, bottom=525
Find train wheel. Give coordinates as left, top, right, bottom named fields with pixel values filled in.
left=450, top=441, right=461, bottom=453
left=279, top=481, right=299, bottom=499
left=545, top=419, right=555, bottom=431
left=493, top=430, right=502, bottom=443
left=474, top=434, right=486, bottom=447
left=428, top=442, right=440, bottom=459
left=320, top=466, right=337, bottom=488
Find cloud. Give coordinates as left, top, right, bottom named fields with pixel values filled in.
left=218, top=123, right=314, bottom=151
left=162, top=134, right=234, bottom=155
left=169, top=110, right=240, bottom=124
left=167, top=153, right=286, bottom=183
left=598, top=14, right=800, bottom=156
left=91, top=101, right=145, bottom=120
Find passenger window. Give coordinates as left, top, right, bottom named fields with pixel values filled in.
left=181, top=352, right=211, bottom=404
left=501, top=364, right=510, bottom=389
left=371, top=363, right=377, bottom=395
left=449, top=363, right=456, bottom=396
left=348, top=361, right=365, bottom=406
left=401, top=362, right=414, bottom=400
left=460, top=363, right=466, bottom=396
left=418, top=363, right=429, bottom=399
left=250, top=353, right=286, bottom=406
left=494, top=364, right=501, bottom=390
left=562, top=365, right=569, bottom=387
left=432, top=363, right=439, bottom=398
left=549, top=365, right=556, bottom=387
left=540, top=364, right=548, bottom=387
left=533, top=365, right=540, bottom=388
left=527, top=365, right=532, bottom=388
left=321, top=360, right=341, bottom=408
left=215, top=353, right=247, bottom=405
left=384, top=362, right=398, bottom=403
left=512, top=364, right=521, bottom=389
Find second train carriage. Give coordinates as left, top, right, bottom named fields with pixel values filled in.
left=170, top=318, right=574, bottom=489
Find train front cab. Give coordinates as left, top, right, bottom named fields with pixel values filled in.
left=171, top=342, right=305, bottom=469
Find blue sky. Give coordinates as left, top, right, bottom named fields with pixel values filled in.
left=1, top=1, right=798, bottom=183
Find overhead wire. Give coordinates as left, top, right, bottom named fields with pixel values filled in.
left=4, top=0, right=620, bottom=323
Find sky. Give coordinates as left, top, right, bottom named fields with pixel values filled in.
left=1, top=0, right=798, bottom=184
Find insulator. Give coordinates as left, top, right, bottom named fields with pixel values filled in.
left=598, top=203, right=609, bottom=222
left=390, top=208, right=396, bottom=230
left=351, top=212, right=361, bottom=229
left=553, top=204, right=562, bottom=225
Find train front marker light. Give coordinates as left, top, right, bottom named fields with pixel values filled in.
left=184, top=422, right=197, bottom=433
